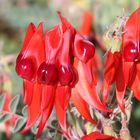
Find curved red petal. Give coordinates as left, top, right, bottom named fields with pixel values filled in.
left=92, top=53, right=102, bottom=80
left=115, top=61, right=126, bottom=112
left=102, top=80, right=110, bottom=103
left=20, top=83, right=42, bottom=133
left=122, top=7, right=140, bottom=54
left=81, top=131, right=120, bottom=140
left=21, top=23, right=36, bottom=53
left=55, top=86, right=71, bottom=137
left=130, top=73, right=140, bottom=101
left=41, top=85, right=55, bottom=110
left=73, top=33, right=95, bottom=63
left=102, top=51, right=121, bottom=102
left=58, top=29, right=72, bottom=66
left=16, top=23, right=36, bottom=64
left=23, top=23, right=45, bottom=66
left=36, top=85, right=55, bottom=138
left=122, top=61, right=135, bottom=85
left=136, top=63, right=140, bottom=80
left=45, top=25, right=62, bottom=63
left=75, top=60, right=111, bottom=112
left=17, top=23, right=45, bottom=81
left=104, top=52, right=116, bottom=85
left=76, top=81, right=111, bottom=112
left=57, top=12, right=72, bottom=33
left=45, top=25, right=61, bottom=48
left=23, top=79, right=34, bottom=105
left=71, top=88, right=96, bottom=124
left=82, top=58, right=97, bottom=86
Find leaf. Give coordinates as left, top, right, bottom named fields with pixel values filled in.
left=22, top=105, right=28, bottom=117
left=76, top=121, right=84, bottom=137
left=0, top=112, right=12, bottom=122
left=10, top=95, right=20, bottom=113
left=13, top=118, right=26, bottom=133
left=31, top=123, right=38, bottom=134
left=0, top=95, right=5, bottom=111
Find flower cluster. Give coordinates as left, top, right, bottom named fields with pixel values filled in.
left=15, top=7, right=140, bottom=140
left=15, top=12, right=109, bottom=139
left=102, top=7, right=140, bottom=112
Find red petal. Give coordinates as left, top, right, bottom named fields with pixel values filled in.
left=21, top=23, right=36, bottom=53
left=16, top=23, right=36, bottom=64
left=76, top=82, right=110, bottom=112
left=122, top=61, right=135, bottom=85
left=58, top=29, right=72, bottom=65
left=136, top=63, right=140, bottom=80
left=75, top=60, right=111, bottom=112
left=81, top=131, right=120, bottom=140
left=55, top=86, right=71, bottom=138
left=115, top=61, right=126, bottom=112
left=20, top=83, right=42, bottom=133
left=102, top=51, right=121, bottom=102
left=130, top=73, right=140, bottom=101
left=57, top=12, right=72, bottom=33
left=18, top=23, right=45, bottom=81
left=102, top=80, right=110, bottom=103
left=103, top=52, right=116, bottom=85
left=82, top=58, right=97, bottom=86
left=122, top=7, right=140, bottom=53
left=41, top=85, right=55, bottom=110
left=23, top=79, right=34, bottom=105
left=73, top=33, right=95, bottom=63
left=45, top=25, right=61, bottom=49
left=71, top=88, right=96, bottom=124
left=23, top=23, right=45, bottom=66
left=45, top=25, right=62, bottom=62
left=79, top=11, right=93, bottom=35
left=92, top=53, right=102, bottom=80
left=36, top=85, right=55, bottom=138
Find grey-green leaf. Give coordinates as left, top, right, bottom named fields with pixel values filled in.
left=22, top=105, right=28, bottom=117
left=13, top=118, right=26, bottom=133
left=0, top=95, right=5, bottom=111
left=10, top=95, right=20, bottom=113
left=0, top=112, right=12, bottom=122
left=31, top=123, right=38, bottom=134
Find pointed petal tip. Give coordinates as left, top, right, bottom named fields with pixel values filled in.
left=19, top=126, right=29, bottom=134
left=28, top=22, right=36, bottom=30
left=101, top=106, right=112, bottom=113
left=38, top=22, right=43, bottom=27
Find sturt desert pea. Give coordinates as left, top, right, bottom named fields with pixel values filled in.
left=71, top=11, right=110, bottom=123
left=15, top=12, right=111, bottom=139
left=81, top=131, right=121, bottom=140
left=78, top=10, right=102, bottom=80
left=102, top=7, right=140, bottom=112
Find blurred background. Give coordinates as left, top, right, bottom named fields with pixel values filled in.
left=0, top=0, right=139, bottom=140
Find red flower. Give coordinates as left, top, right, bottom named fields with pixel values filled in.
left=81, top=131, right=121, bottom=140
left=71, top=11, right=110, bottom=124
left=15, top=13, right=109, bottom=139
left=79, top=11, right=103, bottom=79
left=102, top=7, right=140, bottom=111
